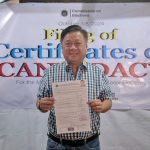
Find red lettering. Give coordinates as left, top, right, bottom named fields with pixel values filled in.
left=0, top=62, right=149, bottom=78
left=15, top=63, right=34, bottom=77
left=34, top=63, right=46, bottom=77
left=109, top=63, right=129, bottom=77
left=129, top=63, right=150, bottom=77
left=0, top=62, right=15, bottom=77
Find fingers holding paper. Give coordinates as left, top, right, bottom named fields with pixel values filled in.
left=88, top=100, right=103, bottom=113
left=88, top=99, right=112, bottom=113
left=38, top=97, right=55, bottom=112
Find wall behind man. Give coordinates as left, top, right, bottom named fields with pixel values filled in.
left=0, top=1, right=149, bottom=150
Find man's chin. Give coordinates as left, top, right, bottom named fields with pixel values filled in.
left=68, top=59, right=80, bottom=64
left=69, top=57, right=78, bottom=62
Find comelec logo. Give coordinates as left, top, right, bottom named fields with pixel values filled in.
left=61, top=10, right=68, bottom=17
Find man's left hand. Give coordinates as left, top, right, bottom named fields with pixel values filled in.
left=88, top=99, right=112, bottom=113
left=88, top=100, right=103, bottom=113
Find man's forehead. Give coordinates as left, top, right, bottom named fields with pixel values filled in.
left=63, top=32, right=85, bottom=41
left=64, top=31, right=83, bottom=37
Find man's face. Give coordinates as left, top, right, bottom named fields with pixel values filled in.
left=62, top=31, right=87, bottom=65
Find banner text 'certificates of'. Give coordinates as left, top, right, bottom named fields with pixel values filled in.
left=52, top=80, right=91, bottom=134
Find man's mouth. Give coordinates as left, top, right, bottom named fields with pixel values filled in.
left=70, top=53, right=78, bottom=56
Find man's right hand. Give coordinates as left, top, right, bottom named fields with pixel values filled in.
left=36, top=97, right=55, bottom=112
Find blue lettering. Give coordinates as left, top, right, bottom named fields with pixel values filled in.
left=102, top=45, right=110, bottom=59
left=144, top=48, right=150, bottom=59
left=86, top=48, right=100, bottom=59
left=56, top=43, right=62, bottom=58
left=10, top=48, right=24, bottom=58
left=0, top=43, right=9, bottom=58
left=47, top=43, right=54, bottom=58
left=111, top=48, right=124, bottom=59
left=125, top=48, right=137, bottom=59
left=25, top=48, right=37, bottom=58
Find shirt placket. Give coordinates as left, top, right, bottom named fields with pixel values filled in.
left=76, top=66, right=86, bottom=80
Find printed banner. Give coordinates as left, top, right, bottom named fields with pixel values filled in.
left=0, top=3, right=150, bottom=109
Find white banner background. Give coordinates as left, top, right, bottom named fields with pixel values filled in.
left=0, top=3, right=150, bottom=109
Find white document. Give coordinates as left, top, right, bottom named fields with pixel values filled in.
left=52, top=80, right=91, bottom=134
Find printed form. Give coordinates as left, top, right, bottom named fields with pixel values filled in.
left=52, top=80, right=91, bottom=134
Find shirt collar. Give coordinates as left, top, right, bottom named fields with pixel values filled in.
left=64, top=60, right=87, bottom=72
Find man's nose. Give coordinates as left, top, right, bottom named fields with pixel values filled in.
left=70, top=43, right=77, bottom=49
